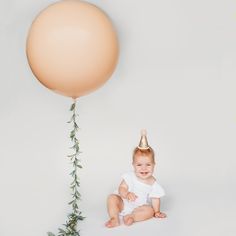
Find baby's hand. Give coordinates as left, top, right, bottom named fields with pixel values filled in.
left=154, top=211, right=167, bottom=218
left=126, top=192, right=137, bottom=202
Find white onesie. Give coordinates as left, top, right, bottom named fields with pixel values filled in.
left=118, top=172, right=165, bottom=216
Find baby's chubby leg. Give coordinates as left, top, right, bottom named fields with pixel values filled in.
left=123, top=205, right=154, bottom=226
left=105, top=194, right=124, bottom=228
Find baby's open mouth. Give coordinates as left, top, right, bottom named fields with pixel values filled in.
left=140, top=172, right=148, bottom=175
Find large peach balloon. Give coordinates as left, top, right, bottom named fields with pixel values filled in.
left=26, top=0, right=119, bottom=98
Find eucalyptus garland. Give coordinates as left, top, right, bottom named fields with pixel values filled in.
left=48, top=99, right=85, bottom=236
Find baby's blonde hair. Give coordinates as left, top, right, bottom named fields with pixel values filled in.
left=132, top=147, right=155, bottom=163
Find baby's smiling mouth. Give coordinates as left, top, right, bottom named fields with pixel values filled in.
left=140, top=172, right=148, bottom=175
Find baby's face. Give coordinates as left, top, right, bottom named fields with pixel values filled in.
left=133, top=154, right=155, bottom=180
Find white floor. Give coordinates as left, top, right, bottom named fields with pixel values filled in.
left=80, top=182, right=236, bottom=236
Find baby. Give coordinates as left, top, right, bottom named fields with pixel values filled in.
left=105, top=130, right=166, bottom=228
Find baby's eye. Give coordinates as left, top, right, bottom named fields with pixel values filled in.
left=137, top=164, right=141, bottom=166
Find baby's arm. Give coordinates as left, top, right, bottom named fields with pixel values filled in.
left=118, top=180, right=137, bottom=201
left=151, top=198, right=167, bottom=218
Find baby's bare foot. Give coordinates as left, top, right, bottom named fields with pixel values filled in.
left=123, top=215, right=134, bottom=226
left=105, top=217, right=120, bottom=228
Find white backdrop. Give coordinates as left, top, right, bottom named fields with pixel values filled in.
left=0, top=0, right=236, bottom=236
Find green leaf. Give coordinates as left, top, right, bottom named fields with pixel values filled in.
left=74, top=123, right=79, bottom=129
left=78, top=215, right=85, bottom=221
left=67, top=154, right=76, bottom=158
left=70, top=143, right=79, bottom=150
left=47, top=232, right=56, bottom=236
left=70, top=170, right=76, bottom=176
left=70, top=130, right=75, bottom=136
left=58, top=228, right=67, bottom=234
left=68, top=200, right=75, bottom=205
left=70, top=103, right=76, bottom=111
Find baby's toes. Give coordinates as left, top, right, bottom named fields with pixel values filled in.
left=105, top=218, right=120, bottom=228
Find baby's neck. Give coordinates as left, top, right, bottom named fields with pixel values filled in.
left=136, top=175, right=155, bottom=185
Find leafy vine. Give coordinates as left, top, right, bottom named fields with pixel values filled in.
left=48, top=99, right=85, bottom=236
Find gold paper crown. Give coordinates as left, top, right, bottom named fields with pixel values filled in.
left=138, top=129, right=150, bottom=150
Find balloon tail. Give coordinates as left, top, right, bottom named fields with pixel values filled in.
left=48, top=100, right=84, bottom=236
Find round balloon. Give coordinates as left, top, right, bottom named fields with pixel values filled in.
left=26, top=0, right=119, bottom=98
